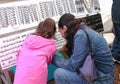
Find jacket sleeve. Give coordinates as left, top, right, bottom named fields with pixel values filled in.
left=53, top=30, right=89, bottom=72
left=47, top=43, right=57, bottom=64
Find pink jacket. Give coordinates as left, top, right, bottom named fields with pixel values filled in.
left=13, top=35, right=57, bottom=84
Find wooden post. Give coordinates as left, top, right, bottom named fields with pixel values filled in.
left=3, top=69, right=12, bottom=84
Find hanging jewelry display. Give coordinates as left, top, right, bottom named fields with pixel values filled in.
left=0, top=8, right=8, bottom=28
left=6, top=7, right=17, bottom=27
left=29, top=5, right=34, bottom=22
left=50, top=1, right=57, bottom=17
left=75, top=0, right=84, bottom=13
left=83, top=0, right=94, bottom=13
left=46, top=2, right=52, bottom=17
left=48, top=1, right=56, bottom=17
left=23, top=6, right=30, bottom=24
left=39, top=2, right=46, bottom=19
left=62, top=0, right=70, bottom=13
left=43, top=2, right=48, bottom=18
left=20, top=6, right=25, bottom=24
left=55, top=0, right=64, bottom=16
left=79, top=0, right=85, bottom=13
left=29, top=4, right=39, bottom=22
left=94, top=0, right=100, bottom=11
left=17, top=6, right=24, bottom=24
left=68, top=0, right=76, bottom=13
left=0, top=8, right=2, bottom=29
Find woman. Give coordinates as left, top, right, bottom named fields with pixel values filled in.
left=13, top=18, right=57, bottom=84
left=53, top=13, right=114, bottom=84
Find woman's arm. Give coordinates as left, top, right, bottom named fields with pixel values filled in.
left=53, top=30, right=89, bottom=72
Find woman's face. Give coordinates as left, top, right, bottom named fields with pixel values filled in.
left=59, top=26, right=67, bottom=38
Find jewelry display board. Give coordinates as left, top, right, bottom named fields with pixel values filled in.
left=0, top=0, right=101, bottom=70
left=0, top=0, right=102, bottom=83
left=83, top=13, right=104, bottom=32
left=0, top=29, right=35, bottom=70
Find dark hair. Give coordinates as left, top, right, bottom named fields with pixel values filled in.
left=35, top=18, right=56, bottom=39
left=58, top=13, right=86, bottom=56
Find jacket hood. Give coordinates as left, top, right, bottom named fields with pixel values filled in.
left=25, top=35, right=56, bottom=49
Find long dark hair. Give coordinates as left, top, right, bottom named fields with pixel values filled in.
left=58, top=13, right=86, bottom=56
left=35, top=18, right=56, bottom=39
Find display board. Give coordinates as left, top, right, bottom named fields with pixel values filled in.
left=0, top=0, right=102, bottom=70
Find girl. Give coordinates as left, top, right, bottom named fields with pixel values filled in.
left=13, top=18, right=57, bottom=84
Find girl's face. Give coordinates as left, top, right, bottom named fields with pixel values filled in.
left=59, top=26, right=67, bottom=38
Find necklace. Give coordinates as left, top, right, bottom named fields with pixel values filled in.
left=83, top=0, right=93, bottom=13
